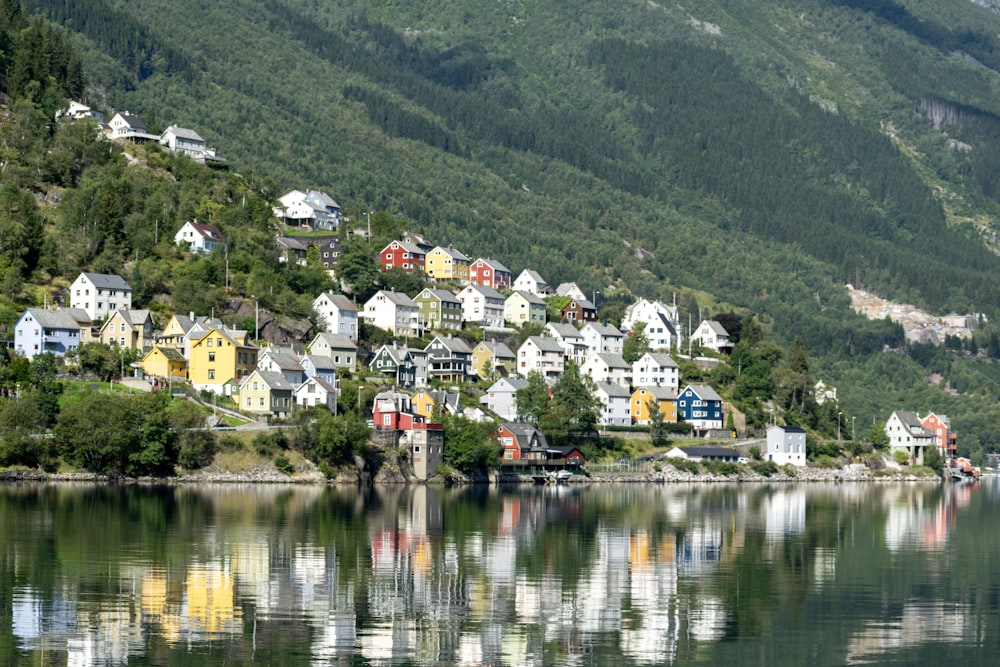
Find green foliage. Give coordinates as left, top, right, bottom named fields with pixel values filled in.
left=274, top=454, right=293, bottom=475
left=749, top=445, right=761, bottom=461
left=646, top=396, right=669, bottom=448
left=704, top=461, right=739, bottom=476
left=750, top=460, right=779, bottom=476
left=923, top=444, right=943, bottom=471
left=442, top=413, right=499, bottom=473
left=622, top=322, right=649, bottom=365
left=668, top=457, right=701, bottom=474
left=893, top=449, right=911, bottom=466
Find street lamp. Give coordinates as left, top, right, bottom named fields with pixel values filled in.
left=365, top=211, right=373, bottom=243
left=852, top=416, right=856, bottom=442
left=837, top=411, right=842, bottom=443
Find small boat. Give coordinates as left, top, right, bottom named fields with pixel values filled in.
left=532, top=470, right=575, bottom=484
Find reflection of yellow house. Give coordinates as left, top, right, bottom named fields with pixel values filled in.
left=630, top=386, right=677, bottom=424
left=141, top=346, right=188, bottom=380
left=471, top=341, right=516, bottom=378
left=98, top=309, right=154, bottom=350
left=189, top=327, right=257, bottom=394
left=186, top=564, right=239, bottom=635
left=424, top=245, right=470, bottom=283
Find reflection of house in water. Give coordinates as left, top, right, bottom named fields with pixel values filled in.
left=846, top=601, right=972, bottom=663
left=884, top=486, right=955, bottom=551
left=762, top=488, right=806, bottom=540
left=622, top=530, right=681, bottom=665
left=677, top=523, right=724, bottom=575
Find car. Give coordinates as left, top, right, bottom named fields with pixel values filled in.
left=737, top=457, right=750, bottom=464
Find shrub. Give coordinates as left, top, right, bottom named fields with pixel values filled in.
left=751, top=460, right=779, bottom=476
left=274, top=454, right=293, bottom=475
left=893, top=449, right=910, bottom=466
left=254, top=430, right=288, bottom=457
left=218, top=434, right=243, bottom=452
left=669, top=458, right=701, bottom=474
left=178, top=431, right=217, bottom=469
left=782, top=464, right=797, bottom=477
left=705, top=461, right=739, bottom=476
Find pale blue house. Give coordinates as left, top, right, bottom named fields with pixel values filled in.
left=15, top=308, right=92, bottom=360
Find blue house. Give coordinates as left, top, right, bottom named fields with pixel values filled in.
left=301, top=354, right=339, bottom=384
left=15, top=308, right=92, bottom=360
left=676, top=384, right=724, bottom=432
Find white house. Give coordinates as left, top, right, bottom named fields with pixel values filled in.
left=457, top=284, right=505, bottom=328
left=885, top=410, right=935, bottom=465
left=690, top=320, right=732, bottom=354
left=160, top=125, right=207, bottom=159
left=274, top=189, right=343, bottom=231
left=362, top=290, right=419, bottom=336
left=580, top=321, right=624, bottom=355
left=512, top=269, right=551, bottom=296
left=622, top=298, right=682, bottom=351
left=632, top=352, right=680, bottom=390
left=581, top=352, right=631, bottom=388
left=517, top=336, right=566, bottom=380
left=312, top=291, right=359, bottom=341
left=174, top=220, right=227, bottom=254
left=544, top=322, right=588, bottom=365
left=595, top=380, right=632, bottom=427
left=69, top=272, right=133, bottom=321
left=295, top=375, right=338, bottom=411
left=107, top=112, right=154, bottom=141
left=257, top=347, right=306, bottom=387
left=480, top=377, right=530, bottom=421
left=764, top=425, right=807, bottom=466
left=556, top=282, right=587, bottom=301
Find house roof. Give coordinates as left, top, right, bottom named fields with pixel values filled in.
left=640, top=352, right=679, bottom=368
left=593, top=352, right=629, bottom=369
left=80, top=272, right=132, bottom=291
left=383, top=239, right=425, bottom=255
left=893, top=410, right=934, bottom=436
left=595, top=380, right=630, bottom=397
left=683, top=384, right=724, bottom=402
left=296, top=375, right=337, bottom=395
left=635, top=386, right=678, bottom=400
left=524, top=336, right=565, bottom=353
left=187, top=221, right=226, bottom=243
left=486, top=377, right=530, bottom=392
left=316, top=292, right=358, bottom=312
left=674, top=446, right=740, bottom=458
left=106, top=309, right=152, bottom=329
left=432, top=246, right=470, bottom=261
left=23, top=307, right=90, bottom=330
left=769, top=424, right=806, bottom=433
left=566, top=298, right=596, bottom=310
left=115, top=113, right=146, bottom=131
left=428, top=335, right=473, bottom=355
left=476, top=257, right=511, bottom=273
left=310, top=332, right=358, bottom=350
left=482, top=341, right=515, bottom=358
left=509, top=290, right=546, bottom=305
left=546, top=323, right=584, bottom=340
left=583, top=322, right=623, bottom=337
left=518, top=269, right=547, bottom=284
left=146, top=346, right=186, bottom=362
left=370, top=290, right=417, bottom=308
left=500, top=422, right=548, bottom=449
left=247, top=370, right=293, bottom=391
left=163, top=124, right=204, bottom=142
left=276, top=236, right=309, bottom=251
left=303, top=353, right=338, bottom=370
left=419, top=288, right=462, bottom=304
left=701, top=320, right=729, bottom=337
left=262, top=348, right=304, bottom=371
left=462, top=284, right=503, bottom=300
left=656, top=313, right=678, bottom=335
left=556, top=282, right=584, bottom=296
left=304, top=189, right=339, bottom=211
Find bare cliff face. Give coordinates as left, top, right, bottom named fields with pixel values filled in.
left=224, top=298, right=315, bottom=346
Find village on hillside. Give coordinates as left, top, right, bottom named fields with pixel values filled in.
left=8, top=105, right=964, bottom=479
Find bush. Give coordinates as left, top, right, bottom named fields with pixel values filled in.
left=177, top=431, right=217, bottom=469
left=254, top=430, right=288, bottom=457
left=704, top=461, right=739, bottom=476
left=218, top=434, right=243, bottom=452
left=782, top=464, right=797, bottom=477
left=751, top=460, right=779, bottom=476
left=274, top=454, right=293, bottom=475
left=893, top=449, right=910, bottom=466
left=669, top=458, right=701, bottom=474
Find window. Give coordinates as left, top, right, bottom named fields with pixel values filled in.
left=386, top=253, right=393, bottom=260
left=120, top=323, right=126, bottom=332
left=208, top=370, right=215, bottom=379
left=207, top=338, right=213, bottom=347
left=120, top=337, right=125, bottom=346
left=209, top=352, right=215, bottom=362
left=246, top=397, right=252, bottom=407
left=259, top=397, right=265, bottom=407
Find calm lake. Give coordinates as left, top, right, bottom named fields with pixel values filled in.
left=2, top=479, right=999, bottom=665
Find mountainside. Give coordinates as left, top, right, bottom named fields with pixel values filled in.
left=18, top=0, right=1000, bottom=453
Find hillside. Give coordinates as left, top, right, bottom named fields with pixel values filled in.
left=9, top=0, right=1000, bottom=455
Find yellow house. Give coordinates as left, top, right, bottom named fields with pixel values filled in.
left=630, top=386, right=678, bottom=425
left=471, top=341, right=516, bottom=379
left=188, top=327, right=257, bottom=394
left=237, top=369, right=294, bottom=418
left=99, top=309, right=155, bottom=351
left=424, top=245, right=471, bottom=283
left=411, top=388, right=436, bottom=419
left=140, top=346, right=188, bottom=381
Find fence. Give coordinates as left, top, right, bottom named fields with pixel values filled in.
left=586, top=459, right=657, bottom=474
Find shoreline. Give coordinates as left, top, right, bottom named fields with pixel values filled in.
left=0, top=465, right=944, bottom=485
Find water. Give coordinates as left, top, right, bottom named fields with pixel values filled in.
left=1, top=480, right=999, bottom=665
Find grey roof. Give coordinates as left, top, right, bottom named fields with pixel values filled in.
left=683, top=384, right=724, bottom=402
left=675, top=447, right=740, bottom=458
left=419, top=288, right=462, bottom=304
left=303, top=353, right=337, bottom=370
left=434, top=246, right=470, bottom=262
left=594, top=352, right=629, bottom=369
left=656, top=313, right=678, bottom=335
left=385, top=239, right=425, bottom=255
left=771, top=424, right=806, bottom=433
left=428, top=335, right=473, bottom=355
left=297, top=375, right=337, bottom=394
left=642, top=352, right=679, bottom=368
left=486, top=377, right=529, bottom=392
left=546, top=323, right=584, bottom=340
left=525, top=336, right=565, bottom=353
left=276, top=236, right=309, bottom=251
left=595, top=380, right=630, bottom=397
left=81, top=272, right=132, bottom=292
left=374, top=290, right=417, bottom=308
left=311, top=331, right=358, bottom=350
left=477, top=258, right=511, bottom=273
left=119, top=309, right=152, bottom=327
left=262, top=348, right=304, bottom=371
left=253, top=370, right=293, bottom=391
left=484, top=341, right=515, bottom=358
left=317, top=291, right=358, bottom=312
left=702, top=320, right=730, bottom=336
left=305, top=189, right=339, bottom=211
left=116, top=114, right=146, bottom=131
left=894, top=410, right=934, bottom=436
left=500, top=422, right=548, bottom=449
left=463, top=284, right=504, bottom=300
left=25, top=307, right=89, bottom=330
left=163, top=125, right=204, bottom=142
left=636, top=386, right=678, bottom=400
left=518, top=269, right=547, bottom=284
left=569, top=298, right=596, bottom=310
left=509, top=290, right=546, bottom=305
left=556, top=282, right=584, bottom=296
left=584, top=322, right=623, bottom=337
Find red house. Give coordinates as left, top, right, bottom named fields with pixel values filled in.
left=379, top=240, right=426, bottom=273
left=497, top=422, right=548, bottom=461
left=470, top=258, right=512, bottom=290
left=921, top=412, right=956, bottom=454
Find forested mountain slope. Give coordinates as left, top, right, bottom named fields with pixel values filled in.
left=19, top=0, right=1000, bottom=454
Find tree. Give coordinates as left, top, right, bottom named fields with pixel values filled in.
left=442, top=414, right=499, bottom=473
left=547, top=361, right=601, bottom=440
left=647, top=396, right=668, bottom=448
left=868, top=422, right=890, bottom=451
left=337, top=234, right=380, bottom=300
left=622, top=322, right=649, bottom=364
left=515, top=370, right=550, bottom=426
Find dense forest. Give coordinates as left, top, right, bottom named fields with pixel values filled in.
left=1, top=0, right=1000, bottom=457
